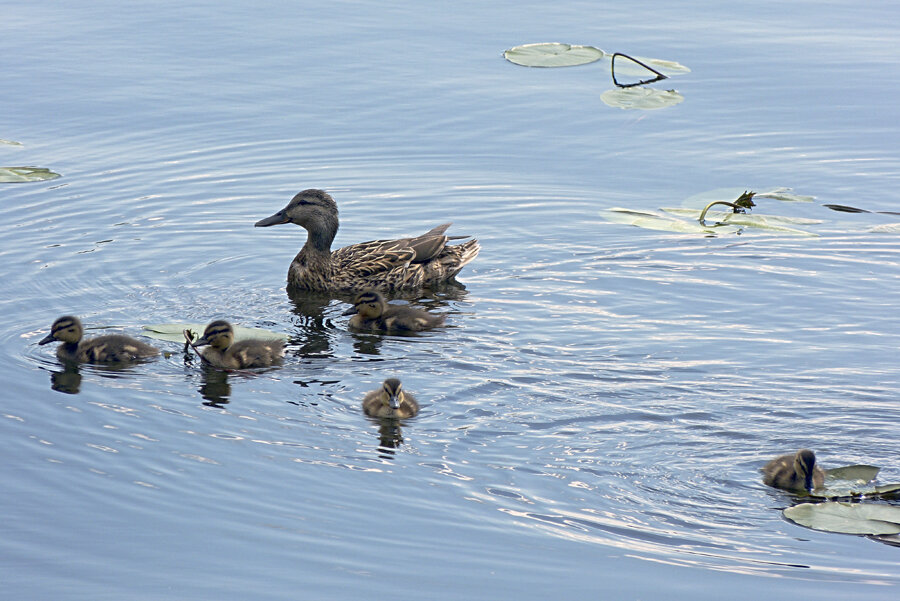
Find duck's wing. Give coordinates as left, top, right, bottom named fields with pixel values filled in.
left=332, top=238, right=417, bottom=279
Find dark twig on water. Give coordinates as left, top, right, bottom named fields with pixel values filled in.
left=611, top=52, right=669, bottom=88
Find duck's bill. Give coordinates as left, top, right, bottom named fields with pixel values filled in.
left=38, top=333, right=56, bottom=345
left=389, top=395, right=400, bottom=410
left=342, top=306, right=358, bottom=316
left=255, top=211, right=288, bottom=227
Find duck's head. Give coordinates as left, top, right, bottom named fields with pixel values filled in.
left=195, top=320, right=235, bottom=350
left=379, top=378, right=404, bottom=410
left=255, top=189, right=338, bottom=232
left=39, top=315, right=83, bottom=345
left=343, top=290, right=386, bottom=319
left=793, top=449, right=818, bottom=491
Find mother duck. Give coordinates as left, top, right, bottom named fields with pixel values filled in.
left=255, top=189, right=480, bottom=293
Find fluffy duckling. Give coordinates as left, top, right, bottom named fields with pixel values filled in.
left=255, top=189, right=480, bottom=293
left=39, top=315, right=158, bottom=363
left=343, top=290, right=446, bottom=333
left=193, top=320, right=284, bottom=369
left=762, top=449, right=826, bottom=492
left=362, top=378, right=420, bottom=419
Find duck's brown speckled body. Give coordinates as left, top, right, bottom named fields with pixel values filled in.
left=762, top=449, right=826, bottom=492
left=194, top=320, right=284, bottom=369
left=39, top=315, right=158, bottom=363
left=255, top=189, right=479, bottom=293
left=344, top=290, right=446, bottom=333
left=362, top=378, right=419, bottom=419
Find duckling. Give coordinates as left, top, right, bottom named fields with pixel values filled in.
left=38, top=315, right=158, bottom=363
left=343, top=290, right=446, bottom=333
left=762, top=449, right=826, bottom=492
left=362, top=378, right=420, bottom=418
left=192, top=320, right=284, bottom=369
left=255, top=189, right=480, bottom=293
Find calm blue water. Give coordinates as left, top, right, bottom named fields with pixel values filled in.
left=3, top=1, right=899, bottom=599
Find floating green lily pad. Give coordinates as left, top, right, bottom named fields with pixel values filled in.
left=0, top=166, right=62, bottom=183
left=503, top=43, right=605, bottom=67
left=142, top=323, right=288, bottom=343
left=681, top=188, right=815, bottom=209
left=600, top=87, right=684, bottom=110
left=0, top=139, right=23, bottom=147
left=611, top=55, right=691, bottom=78
left=783, top=502, right=900, bottom=535
left=661, top=208, right=820, bottom=236
left=825, top=465, right=881, bottom=482
left=600, top=208, right=718, bottom=234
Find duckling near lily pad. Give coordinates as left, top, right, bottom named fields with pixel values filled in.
left=343, top=290, right=446, bottom=333
left=362, top=378, right=419, bottom=419
left=762, top=449, right=826, bottom=492
left=39, top=315, right=158, bottom=363
left=255, top=189, right=480, bottom=293
left=192, top=320, right=284, bottom=369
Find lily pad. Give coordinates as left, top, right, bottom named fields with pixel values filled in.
left=610, top=55, right=691, bottom=78
left=600, top=87, right=684, bottom=110
left=503, top=43, right=605, bottom=67
left=142, top=323, right=288, bottom=344
left=0, top=166, right=62, bottom=183
left=783, top=502, right=900, bottom=535
left=825, top=464, right=881, bottom=482
left=0, top=139, right=23, bottom=147
left=681, top=188, right=814, bottom=209
left=600, top=208, right=718, bottom=234
left=755, top=188, right=816, bottom=203
left=661, top=208, right=820, bottom=236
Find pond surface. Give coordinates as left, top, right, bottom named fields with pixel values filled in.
left=3, top=1, right=899, bottom=598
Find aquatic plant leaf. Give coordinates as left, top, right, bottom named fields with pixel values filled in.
left=874, top=484, right=900, bottom=496
left=610, top=55, right=691, bottom=77
left=600, top=208, right=717, bottom=234
left=142, top=323, right=288, bottom=343
left=660, top=208, right=819, bottom=236
left=503, top=43, right=605, bottom=67
left=600, top=88, right=684, bottom=110
left=825, top=465, right=881, bottom=482
left=755, top=188, right=816, bottom=202
left=783, top=502, right=900, bottom=535
left=870, top=223, right=900, bottom=233
left=0, top=166, right=62, bottom=183
left=0, top=139, right=23, bottom=146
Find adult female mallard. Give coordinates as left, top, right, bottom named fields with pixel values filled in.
left=39, top=315, right=158, bottom=363
left=362, top=378, right=420, bottom=419
left=762, top=449, right=826, bottom=492
left=192, top=320, right=284, bottom=369
left=343, top=290, right=446, bottom=333
left=255, top=189, right=479, bottom=293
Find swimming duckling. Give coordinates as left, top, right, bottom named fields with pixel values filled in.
left=255, top=189, right=480, bottom=293
left=762, top=449, right=826, bottom=492
left=343, top=290, right=446, bottom=333
left=38, top=315, right=158, bottom=363
left=192, top=320, right=284, bottom=369
left=362, top=378, right=419, bottom=418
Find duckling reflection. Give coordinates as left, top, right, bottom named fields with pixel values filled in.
left=362, top=378, right=419, bottom=418
left=344, top=290, right=446, bottom=333
left=193, top=320, right=285, bottom=369
left=376, top=418, right=405, bottom=452
left=48, top=363, right=82, bottom=394
left=255, top=188, right=479, bottom=293
left=198, top=364, right=232, bottom=406
left=762, top=449, right=826, bottom=492
left=39, top=315, right=158, bottom=363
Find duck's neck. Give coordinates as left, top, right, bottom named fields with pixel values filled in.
left=58, top=341, right=80, bottom=361
left=299, top=214, right=338, bottom=261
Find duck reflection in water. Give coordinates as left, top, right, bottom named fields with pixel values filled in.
left=198, top=365, right=232, bottom=407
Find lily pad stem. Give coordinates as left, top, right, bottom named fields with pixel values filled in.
left=183, top=329, right=214, bottom=366
left=611, top=53, right=669, bottom=88
left=699, top=201, right=739, bottom=226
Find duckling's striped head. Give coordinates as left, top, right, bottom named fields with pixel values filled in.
left=195, top=320, right=235, bottom=350
left=39, top=315, right=83, bottom=345
left=793, top=449, right=817, bottom=491
left=349, top=290, right=386, bottom=319
left=381, top=377, right=403, bottom=410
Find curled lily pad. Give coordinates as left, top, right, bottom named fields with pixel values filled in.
left=600, top=87, right=684, bottom=110
left=503, top=43, right=605, bottom=67
left=825, top=465, right=881, bottom=482
left=610, top=54, right=691, bottom=78
left=0, top=166, right=62, bottom=183
left=600, top=208, right=717, bottom=234
left=143, top=323, right=288, bottom=344
left=0, top=139, right=23, bottom=147
left=783, top=502, right=900, bottom=535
